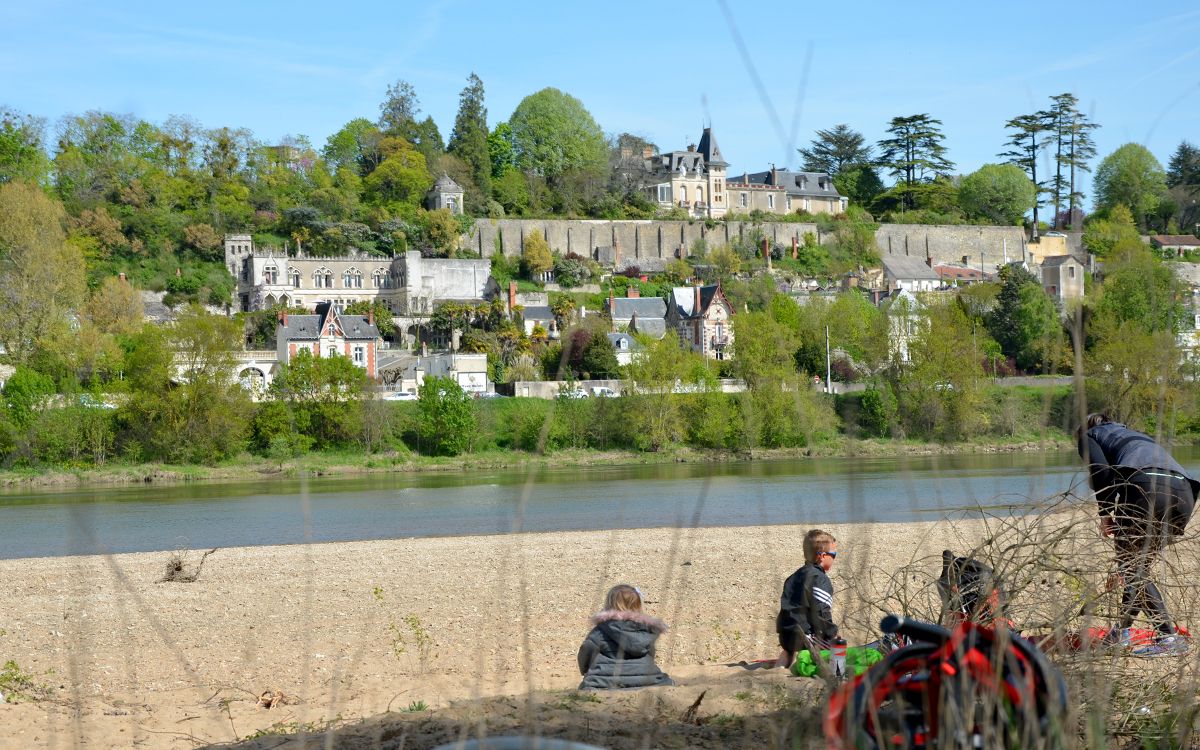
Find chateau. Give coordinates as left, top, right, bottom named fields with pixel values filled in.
left=224, top=234, right=494, bottom=316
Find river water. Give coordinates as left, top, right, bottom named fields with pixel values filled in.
left=8, top=448, right=1176, bottom=560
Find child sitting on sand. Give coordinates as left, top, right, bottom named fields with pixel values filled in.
left=776, top=529, right=839, bottom=668
left=578, top=584, right=675, bottom=689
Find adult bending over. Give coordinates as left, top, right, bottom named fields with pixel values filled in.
left=1079, top=413, right=1196, bottom=656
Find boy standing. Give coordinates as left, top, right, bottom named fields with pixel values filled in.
left=776, top=529, right=839, bottom=668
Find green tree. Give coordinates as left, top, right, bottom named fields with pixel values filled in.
left=1047, top=93, right=1098, bottom=227
left=378, top=80, right=420, bottom=135
left=1081, top=204, right=1142, bottom=256
left=521, top=230, right=553, bottom=280
left=271, top=348, right=369, bottom=445
left=488, top=122, right=517, bottom=179
left=1092, top=244, right=1183, bottom=334
left=2, top=367, right=55, bottom=426
left=957, top=163, right=1035, bottom=225
left=508, top=88, right=606, bottom=179
left=1094, top=143, right=1168, bottom=229
left=624, top=334, right=694, bottom=451
left=363, top=139, right=432, bottom=207
left=0, top=108, right=50, bottom=185
left=417, top=375, right=475, bottom=456
left=896, top=298, right=986, bottom=440
left=447, top=73, right=491, bottom=203
left=1167, top=141, right=1200, bottom=188
left=987, top=264, right=1060, bottom=373
left=122, top=307, right=250, bottom=463
left=1086, top=320, right=1182, bottom=430
left=798, top=124, right=873, bottom=175
left=877, top=114, right=954, bottom=208
left=833, top=164, right=884, bottom=206
left=322, top=118, right=382, bottom=174
left=1000, top=111, right=1052, bottom=231
left=0, top=182, right=87, bottom=365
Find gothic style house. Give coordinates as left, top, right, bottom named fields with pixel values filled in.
left=647, top=127, right=729, bottom=219
left=276, top=302, right=381, bottom=379
left=666, top=284, right=734, bottom=360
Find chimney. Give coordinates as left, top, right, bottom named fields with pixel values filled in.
left=280, top=310, right=288, bottom=326
left=687, top=143, right=697, bottom=152
left=771, top=163, right=778, bottom=186
left=118, top=272, right=126, bottom=282
left=613, top=235, right=621, bottom=268
left=642, top=145, right=655, bottom=159
left=693, top=284, right=701, bottom=315
left=368, top=307, right=374, bottom=326
left=628, top=286, right=640, bottom=299
left=509, top=280, right=517, bottom=312
left=609, top=290, right=615, bottom=315
left=792, top=235, right=798, bottom=259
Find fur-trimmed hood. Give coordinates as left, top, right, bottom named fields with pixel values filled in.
left=590, top=609, right=669, bottom=633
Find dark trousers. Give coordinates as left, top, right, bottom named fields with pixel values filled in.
left=1110, top=472, right=1194, bottom=633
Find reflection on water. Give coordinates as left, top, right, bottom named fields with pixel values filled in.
left=2, top=448, right=1198, bottom=560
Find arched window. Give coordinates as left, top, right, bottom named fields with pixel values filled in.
left=696, top=187, right=704, bottom=205
left=314, top=267, right=332, bottom=288
left=680, top=186, right=688, bottom=204
left=343, top=267, right=362, bottom=288
left=263, top=265, right=278, bottom=284
left=289, top=268, right=301, bottom=287
left=372, top=268, right=389, bottom=289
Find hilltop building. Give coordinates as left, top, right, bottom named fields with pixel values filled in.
left=725, top=166, right=847, bottom=216
left=647, top=127, right=729, bottom=219
left=666, top=283, right=734, bottom=360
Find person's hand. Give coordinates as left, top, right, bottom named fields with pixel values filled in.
left=1100, top=516, right=1115, bottom=538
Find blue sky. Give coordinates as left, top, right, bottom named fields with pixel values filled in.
left=3, top=1, right=1199, bottom=203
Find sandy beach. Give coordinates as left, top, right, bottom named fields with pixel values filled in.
left=1, top=510, right=1196, bottom=749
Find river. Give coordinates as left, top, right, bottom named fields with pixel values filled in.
left=6, top=448, right=1169, bottom=560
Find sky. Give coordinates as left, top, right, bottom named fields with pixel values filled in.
left=3, top=1, right=1199, bottom=205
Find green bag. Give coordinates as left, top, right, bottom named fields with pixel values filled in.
left=790, top=646, right=883, bottom=678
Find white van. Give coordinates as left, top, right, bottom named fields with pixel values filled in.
left=590, top=386, right=619, bottom=398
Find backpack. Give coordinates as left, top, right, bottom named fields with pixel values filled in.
left=937, top=550, right=1007, bottom=626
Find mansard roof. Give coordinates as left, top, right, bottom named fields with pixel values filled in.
left=728, top=169, right=844, bottom=200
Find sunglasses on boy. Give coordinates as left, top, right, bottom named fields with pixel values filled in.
left=819, top=551, right=837, bottom=559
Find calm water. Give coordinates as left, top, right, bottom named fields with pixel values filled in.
left=3, top=448, right=1198, bottom=560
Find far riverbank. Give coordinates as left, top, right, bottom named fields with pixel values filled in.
left=0, top=433, right=1080, bottom=491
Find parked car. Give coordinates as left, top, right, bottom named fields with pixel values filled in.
left=383, top=390, right=418, bottom=401
left=77, top=394, right=117, bottom=409
left=561, top=388, right=589, bottom=399
left=590, top=386, right=618, bottom=398
left=474, top=391, right=505, bottom=399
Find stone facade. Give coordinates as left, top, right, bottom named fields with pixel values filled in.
left=726, top=167, right=847, bottom=216
left=428, top=173, right=465, bottom=215
left=464, top=219, right=1032, bottom=275
left=224, top=235, right=493, bottom=315
left=1039, top=255, right=1085, bottom=304
left=646, top=127, right=729, bottom=219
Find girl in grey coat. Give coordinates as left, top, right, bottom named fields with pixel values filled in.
left=577, top=585, right=675, bottom=689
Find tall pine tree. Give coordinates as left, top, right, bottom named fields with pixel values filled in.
left=1000, top=111, right=1051, bottom=235
left=877, top=114, right=954, bottom=209
left=448, top=73, right=491, bottom=204
left=797, top=124, right=873, bottom=175
left=1046, top=93, right=1097, bottom=228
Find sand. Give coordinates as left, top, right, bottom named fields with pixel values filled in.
left=0, top=513, right=1195, bottom=749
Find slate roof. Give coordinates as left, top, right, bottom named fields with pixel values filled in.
left=881, top=255, right=940, bottom=282
left=278, top=302, right=379, bottom=341
left=669, top=284, right=725, bottom=318
left=433, top=172, right=463, bottom=192
left=696, top=127, right=727, bottom=167
left=522, top=305, right=554, bottom=321
left=726, top=169, right=843, bottom=199
left=1040, top=255, right=1083, bottom=268
left=630, top=316, right=668, bottom=339
left=607, top=332, right=640, bottom=351
left=612, top=297, right=667, bottom=321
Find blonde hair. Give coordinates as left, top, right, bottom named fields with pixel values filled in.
left=604, top=584, right=643, bottom=612
left=803, top=529, right=837, bottom=564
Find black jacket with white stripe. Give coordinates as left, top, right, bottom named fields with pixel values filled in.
left=776, top=562, right=838, bottom=644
